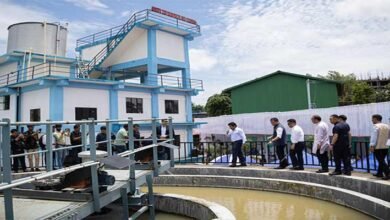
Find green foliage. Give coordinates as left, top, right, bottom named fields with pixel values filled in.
left=323, top=71, right=390, bottom=105
left=351, top=81, right=375, bottom=104
left=375, top=83, right=390, bottom=102
left=205, top=93, right=232, bottom=116
left=323, top=71, right=357, bottom=105
left=192, top=103, right=205, bottom=113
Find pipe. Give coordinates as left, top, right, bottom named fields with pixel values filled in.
left=306, top=79, right=311, bottom=109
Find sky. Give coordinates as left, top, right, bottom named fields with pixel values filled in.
left=0, top=0, right=390, bottom=104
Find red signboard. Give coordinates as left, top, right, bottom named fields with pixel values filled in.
left=151, top=7, right=198, bottom=25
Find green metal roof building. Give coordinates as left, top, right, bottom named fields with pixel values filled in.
left=224, top=71, right=340, bottom=114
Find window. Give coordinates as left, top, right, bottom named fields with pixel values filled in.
left=75, top=107, right=97, bottom=120
left=126, top=98, right=143, bottom=113
left=165, top=100, right=179, bottom=114
left=30, top=109, right=41, bottom=122
left=0, top=95, right=10, bottom=110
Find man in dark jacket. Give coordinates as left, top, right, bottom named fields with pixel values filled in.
left=24, top=125, right=40, bottom=171
left=11, top=129, right=27, bottom=172
left=96, top=126, right=107, bottom=151
left=156, top=119, right=175, bottom=160
left=268, top=118, right=289, bottom=169
left=70, top=124, right=82, bottom=156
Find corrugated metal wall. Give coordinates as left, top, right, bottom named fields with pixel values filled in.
left=231, top=74, right=338, bottom=114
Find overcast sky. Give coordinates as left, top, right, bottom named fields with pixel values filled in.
left=1, top=0, right=389, bottom=104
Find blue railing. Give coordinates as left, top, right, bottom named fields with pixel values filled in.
left=177, top=141, right=389, bottom=173
left=76, top=9, right=201, bottom=49
left=0, top=62, right=204, bottom=90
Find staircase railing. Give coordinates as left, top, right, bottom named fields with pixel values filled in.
left=76, top=9, right=201, bottom=49
left=82, top=11, right=142, bottom=76
left=79, top=8, right=201, bottom=77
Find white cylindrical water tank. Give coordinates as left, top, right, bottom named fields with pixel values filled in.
left=7, top=22, right=68, bottom=57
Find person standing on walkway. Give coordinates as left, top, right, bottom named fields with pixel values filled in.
left=53, top=124, right=66, bottom=169
left=287, top=119, right=305, bottom=170
left=268, top=118, right=288, bottom=169
left=10, top=129, right=27, bottom=172
left=339, top=114, right=353, bottom=172
left=114, top=124, right=129, bottom=154
left=70, top=124, right=82, bottom=159
left=24, top=125, right=40, bottom=171
left=311, top=115, right=330, bottom=173
left=369, top=114, right=390, bottom=180
left=329, top=114, right=351, bottom=176
left=226, top=122, right=247, bottom=167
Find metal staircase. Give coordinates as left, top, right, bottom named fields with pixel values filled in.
left=80, top=12, right=139, bottom=78
left=76, top=56, right=89, bottom=79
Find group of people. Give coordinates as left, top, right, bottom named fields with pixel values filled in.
left=10, top=119, right=175, bottom=172
left=226, top=114, right=390, bottom=180
left=113, top=119, right=175, bottom=161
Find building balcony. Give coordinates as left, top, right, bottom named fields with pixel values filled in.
left=0, top=62, right=204, bottom=91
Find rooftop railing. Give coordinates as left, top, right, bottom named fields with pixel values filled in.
left=76, top=9, right=201, bottom=49
left=0, top=62, right=204, bottom=90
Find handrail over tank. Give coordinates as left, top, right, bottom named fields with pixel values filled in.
left=76, top=8, right=201, bottom=49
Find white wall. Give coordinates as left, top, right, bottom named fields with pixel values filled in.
left=156, top=30, right=185, bottom=62
left=101, top=27, right=147, bottom=67
left=21, top=88, right=50, bottom=122
left=158, top=94, right=186, bottom=122
left=0, top=94, right=17, bottom=121
left=0, top=62, right=17, bottom=76
left=63, top=87, right=109, bottom=120
left=0, top=62, right=18, bottom=85
left=81, top=43, right=106, bottom=61
left=195, top=102, right=390, bottom=137
left=118, top=91, right=152, bottom=120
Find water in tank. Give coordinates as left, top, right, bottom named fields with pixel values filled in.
left=7, top=22, right=68, bottom=57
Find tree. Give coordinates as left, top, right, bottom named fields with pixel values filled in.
left=375, top=83, right=390, bottom=102
left=351, top=81, right=375, bottom=104
left=205, top=93, right=232, bottom=116
left=323, top=71, right=357, bottom=105
left=192, top=103, right=205, bottom=113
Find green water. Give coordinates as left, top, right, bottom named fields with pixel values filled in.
left=148, top=187, right=374, bottom=220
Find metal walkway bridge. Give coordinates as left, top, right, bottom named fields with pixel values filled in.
left=0, top=117, right=177, bottom=219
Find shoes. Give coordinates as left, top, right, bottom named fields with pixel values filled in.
left=22, top=169, right=27, bottom=172
left=35, top=168, right=41, bottom=171
left=30, top=168, right=35, bottom=172
left=343, top=172, right=351, bottom=176
left=373, top=173, right=384, bottom=178
left=382, top=175, right=390, bottom=180
left=229, top=165, right=236, bottom=167
left=316, top=169, right=329, bottom=173
left=329, top=171, right=342, bottom=176
left=239, top=164, right=247, bottom=167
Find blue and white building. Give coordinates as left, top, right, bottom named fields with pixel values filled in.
left=0, top=8, right=203, bottom=145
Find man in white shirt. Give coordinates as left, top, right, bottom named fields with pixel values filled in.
left=114, top=124, right=129, bottom=153
left=369, top=114, right=390, bottom=180
left=287, top=119, right=305, bottom=170
left=226, top=122, right=247, bottom=167
left=311, top=115, right=330, bottom=173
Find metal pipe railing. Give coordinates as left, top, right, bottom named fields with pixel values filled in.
left=0, top=117, right=178, bottom=220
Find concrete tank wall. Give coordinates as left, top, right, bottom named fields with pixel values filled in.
left=7, top=22, right=67, bottom=57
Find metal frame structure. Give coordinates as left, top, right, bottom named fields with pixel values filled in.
left=0, top=117, right=177, bottom=220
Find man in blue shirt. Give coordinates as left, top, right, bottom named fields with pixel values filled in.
left=329, top=114, right=351, bottom=176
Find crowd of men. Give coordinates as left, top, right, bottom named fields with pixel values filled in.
left=226, top=114, right=390, bottom=180
left=10, top=119, right=175, bottom=172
